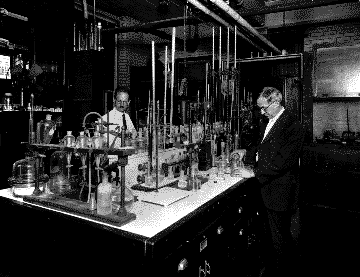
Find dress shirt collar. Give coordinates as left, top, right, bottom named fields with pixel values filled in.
left=112, top=108, right=125, bottom=115
left=268, top=106, right=285, bottom=124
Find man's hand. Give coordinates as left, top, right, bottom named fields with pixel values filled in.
left=238, top=167, right=255, bottom=178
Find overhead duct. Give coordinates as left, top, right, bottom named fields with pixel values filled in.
left=209, top=0, right=281, bottom=54
left=187, top=0, right=267, bottom=52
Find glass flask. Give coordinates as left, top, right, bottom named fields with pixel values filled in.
left=49, top=151, right=73, bottom=194
left=92, top=131, right=103, bottom=149
left=36, top=114, right=56, bottom=144
left=8, top=155, right=49, bottom=197
left=111, top=180, right=135, bottom=213
left=76, top=131, right=87, bottom=148
left=63, top=131, right=76, bottom=147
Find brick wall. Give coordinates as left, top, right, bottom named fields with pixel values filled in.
left=305, top=22, right=360, bottom=139
left=116, top=16, right=161, bottom=89
left=117, top=44, right=149, bottom=88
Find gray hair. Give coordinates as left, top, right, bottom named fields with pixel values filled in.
left=259, top=87, right=282, bottom=104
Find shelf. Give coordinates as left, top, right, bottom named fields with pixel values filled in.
left=0, top=110, right=62, bottom=113
left=238, top=53, right=302, bottom=62
left=27, top=143, right=135, bottom=157
left=313, top=97, right=360, bottom=102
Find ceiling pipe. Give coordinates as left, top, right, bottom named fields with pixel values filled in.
left=187, top=0, right=267, bottom=52
left=238, top=0, right=360, bottom=16
left=103, top=16, right=201, bottom=33
left=209, top=0, right=281, bottom=54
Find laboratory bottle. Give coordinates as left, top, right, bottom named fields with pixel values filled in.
left=92, top=131, right=103, bottom=149
left=76, top=131, right=87, bottom=148
left=97, top=172, right=112, bottom=215
left=63, top=131, right=76, bottom=147
left=36, top=114, right=56, bottom=144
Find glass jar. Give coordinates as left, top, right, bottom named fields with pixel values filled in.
left=76, top=131, right=87, bottom=148
left=92, top=131, right=103, bottom=149
left=63, top=131, right=75, bottom=147
left=8, top=155, right=49, bottom=197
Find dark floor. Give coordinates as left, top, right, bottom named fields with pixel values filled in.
left=271, top=204, right=360, bottom=277
left=241, top=202, right=360, bottom=277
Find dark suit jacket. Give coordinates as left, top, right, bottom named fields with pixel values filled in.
left=248, top=109, right=305, bottom=212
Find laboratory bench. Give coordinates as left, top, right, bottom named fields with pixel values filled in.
left=0, top=175, right=263, bottom=277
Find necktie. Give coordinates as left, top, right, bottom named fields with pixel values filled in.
left=122, top=113, right=127, bottom=131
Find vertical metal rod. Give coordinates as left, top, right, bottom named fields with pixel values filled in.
left=114, top=34, right=118, bottom=88
left=211, top=27, right=215, bottom=111
left=29, top=93, right=35, bottom=144
left=205, top=63, right=209, bottom=134
left=88, top=152, right=91, bottom=203
left=120, top=101, right=126, bottom=210
left=105, top=91, right=109, bottom=147
left=120, top=160, right=125, bottom=210
left=156, top=100, right=159, bottom=192
left=219, top=27, right=222, bottom=71
left=170, top=27, right=176, bottom=135
left=234, top=26, right=237, bottom=69
left=147, top=90, right=151, bottom=126
left=227, top=27, right=230, bottom=70
left=235, top=26, right=239, bottom=135
left=205, top=63, right=208, bottom=103
left=226, top=28, right=230, bottom=156
left=152, top=41, right=156, bottom=165
left=164, top=46, right=168, bottom=148
left=212, top=27, right=215, bottom=81
left=93, top=0, right=96, bottom=30
left=188, top=103, right=192, bottom=182
left=212, top=27, right=215, bottom=130
left=219, top=27, right=222, bottom=122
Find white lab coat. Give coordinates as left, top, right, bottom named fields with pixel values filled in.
left=102, top=108, right=135, bottom=149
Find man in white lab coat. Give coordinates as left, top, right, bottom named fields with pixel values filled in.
left=102, top=87, right=135, bottom=149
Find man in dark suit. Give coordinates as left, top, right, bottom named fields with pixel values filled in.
left=239, top=87, right=305, bottom=277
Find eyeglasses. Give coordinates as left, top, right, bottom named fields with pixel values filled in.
left=115, top=100, right=129, bottom=105
left=259, top=102, right=274, bottom=114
